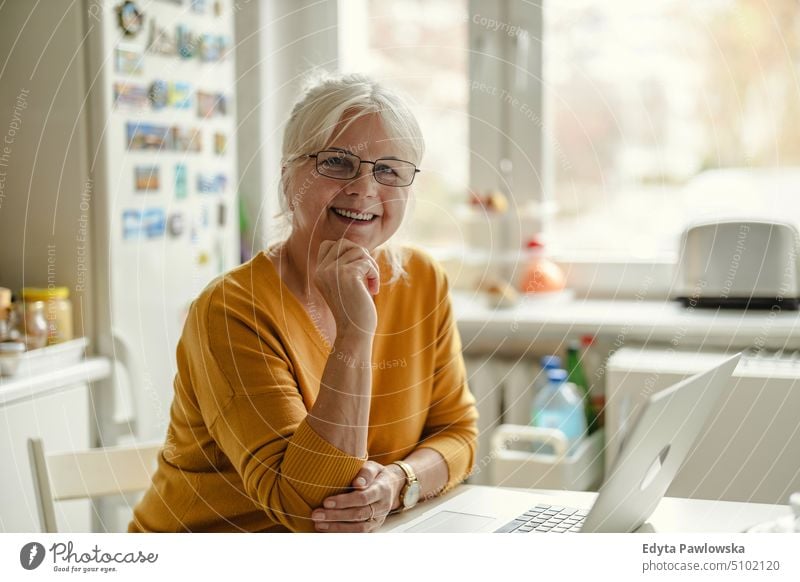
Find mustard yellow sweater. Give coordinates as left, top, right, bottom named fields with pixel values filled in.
left=128, top=246, right=478, bottom=532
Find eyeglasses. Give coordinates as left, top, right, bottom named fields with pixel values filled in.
left=301, top=149, right=420, bottom=187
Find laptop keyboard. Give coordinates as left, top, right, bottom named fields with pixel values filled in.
left=494, top=504, right=587, bottom=533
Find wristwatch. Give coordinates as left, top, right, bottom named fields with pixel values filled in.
left=391, top=460, right=421, bottom=511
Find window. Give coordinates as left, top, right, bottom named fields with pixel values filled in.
left=339, top=0, right=469, bottom=248
left=544, top=0, right=800, bottom=259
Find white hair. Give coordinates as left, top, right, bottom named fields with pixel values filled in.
left=268, top=72, right=425, bottom=286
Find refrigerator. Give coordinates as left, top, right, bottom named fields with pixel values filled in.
left=0, top=0, right=241, bottom=445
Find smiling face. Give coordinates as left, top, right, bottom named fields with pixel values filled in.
left=284, top=111, right=412, bottom=253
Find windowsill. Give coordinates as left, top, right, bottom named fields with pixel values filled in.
left=451, top=292, right=800, bottom=355
left=427, top=246, right=679, bottom=301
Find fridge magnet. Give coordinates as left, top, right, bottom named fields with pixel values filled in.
left=199, top=34, right=220, bottom=62
left=168, top=82, right=192, bottom=109
left=201, top=204, right=210, bottom=227
left=197, top=173, right=227, bottom=195
left=197, top=92, right=227, bottom=118
left=127, top=122, right=171, bottom=150
left=114, top=46, right=144, bottom=75
left=168, top=212, right=185, bottom=237
left=190, top=0, right=207, bottom=14
left=174, top=164, right=188, bottom=199
left=113, top=82, right=148, bottom=108
left=122, top=209, right=142, bottom=240
left=116, top=1, right=144, bottom=37
left=147, top=19, right=177, bottom=56
left=177, top=24, right=198, bottom=59
left=218, top=36, right=231, bottom=60
left=213, top=132, right=226, bottom=155
left=214, top=0, right=222, bottom=17
left=122, top=208, right=165, bottom=239
left=217, top=201, right=226, bottom=227
left=134, top=165, right=160, bottom=191
left=171, top=126, right=202, bottom=152
left=148, top=80, right=169, bottom=109
left=196, top=174, right=216, bottom=194
left=142, top=207, right=167, bottom=238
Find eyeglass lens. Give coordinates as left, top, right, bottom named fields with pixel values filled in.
left=316, top=150, right=416, bottom=186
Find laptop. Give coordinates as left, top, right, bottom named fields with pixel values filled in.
left=389, top=353, right=742, bottom=533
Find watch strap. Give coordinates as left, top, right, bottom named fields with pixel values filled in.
left=391, top=460, right=417, bottom=484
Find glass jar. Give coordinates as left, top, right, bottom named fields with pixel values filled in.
left=0, top=287, right=11, bottom=342
left=21, top=287, right=73, bottom=344
left=12, top=300, right=48, bottom=350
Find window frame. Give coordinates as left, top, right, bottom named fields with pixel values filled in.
left=250, top=1, right=797, bottom=300
left=467, top=0, right=681, bottom=299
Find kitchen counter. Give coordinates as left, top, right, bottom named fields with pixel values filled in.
left=0, top=357, right=111, bottom=407
left=452, top=292, right=800, bottom=354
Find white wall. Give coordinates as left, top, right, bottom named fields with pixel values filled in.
left=0, top=1, right=94, bottom=337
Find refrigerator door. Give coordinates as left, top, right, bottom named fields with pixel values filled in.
left=85, top=0, right=240, bottom=442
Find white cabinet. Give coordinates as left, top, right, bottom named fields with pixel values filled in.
left=606, top=348, right=800, bottom=505
left=0, top=359, right=110, bottom=532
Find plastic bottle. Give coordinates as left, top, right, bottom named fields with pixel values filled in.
left=529, top=355, right=562, bottom=423
left=530, top=368, right=587, bottom=454
left=518, top=237, right=565, bottom=294
left=566, top=340, right=597, bottom=433
left=580, top=335, right=606, bottom=430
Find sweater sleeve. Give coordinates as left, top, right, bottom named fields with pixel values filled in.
left=187, top=281, right=366, bottom=532
left=416, top=259, right=479, bottom=491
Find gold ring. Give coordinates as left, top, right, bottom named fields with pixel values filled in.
left=367, top=503, right=375, bottom=522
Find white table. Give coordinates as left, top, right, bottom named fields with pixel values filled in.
left=382, top=485, right=794, bottom=533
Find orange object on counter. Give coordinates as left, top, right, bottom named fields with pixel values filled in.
left=518, top=238, right=566, bottom=293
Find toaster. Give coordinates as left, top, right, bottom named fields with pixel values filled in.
left=675, top=219, right=800, bottom=310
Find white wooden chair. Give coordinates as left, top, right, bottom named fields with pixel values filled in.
left=27, top=438, right=162, bottom=532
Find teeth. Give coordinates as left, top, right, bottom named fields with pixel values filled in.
left=332, top=208, right=375, bottom=221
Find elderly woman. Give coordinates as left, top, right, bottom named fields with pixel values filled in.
left=128, top=74, right=478, bottom=533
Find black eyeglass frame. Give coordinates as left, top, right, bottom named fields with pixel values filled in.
left=299, top=149, right=421, bottom=187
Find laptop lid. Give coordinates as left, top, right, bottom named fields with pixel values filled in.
left=581, top=352, right=742, bottom=533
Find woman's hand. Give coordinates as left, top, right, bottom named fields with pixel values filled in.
left=314, top=238, right=381, bottom=337
left=312, top=461, right=405, bottom=532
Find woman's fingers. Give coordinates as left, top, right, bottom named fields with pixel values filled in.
left=313, top=505, right=374, bottom=523
left=352, top=460, right=383, bottom=489
left=316, top=240, right=336, bottom=269
left=312, top=497, right=391, bottom=532
left=319, top=239, right=380, bottom=274
left=320, top=244, right=381, bottom=296
left=313, top=469, right=396, bottom=533
left=322, top=483, right=381, bottom=510
left=326, top=244, right=380, bottom=277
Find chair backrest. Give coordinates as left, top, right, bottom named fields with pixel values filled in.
left=27, top=438, right=162, bottom=533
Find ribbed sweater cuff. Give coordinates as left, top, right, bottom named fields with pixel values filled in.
left=282, top=419, right=367, bottom=505
left=418, top=433, right=475, bottom=491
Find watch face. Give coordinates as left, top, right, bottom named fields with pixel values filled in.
left=403, top=481, right=421, bottom=508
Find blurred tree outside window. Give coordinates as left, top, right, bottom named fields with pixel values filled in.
left=544, top=0, right=800, bottom=259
